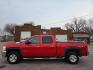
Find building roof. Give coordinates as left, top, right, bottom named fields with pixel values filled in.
left=73, top=34, right=89, bottom=37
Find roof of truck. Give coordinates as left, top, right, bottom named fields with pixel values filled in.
left=34, top=34, right=54, bottom=36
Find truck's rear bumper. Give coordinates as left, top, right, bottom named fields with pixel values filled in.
left=80, top=52, right=89, bottom=56
left=84, top=52, right=89, bottom=56
left=87, top=52, right=89, bottom=55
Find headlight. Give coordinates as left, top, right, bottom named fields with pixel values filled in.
left=2, top=46, right=6, bottom=52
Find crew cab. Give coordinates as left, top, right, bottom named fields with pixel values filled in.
left=2, top=35, right=88, bottom=64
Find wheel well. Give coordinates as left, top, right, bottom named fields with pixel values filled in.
left=6, top=48, right=22, bottom=57
left=65, top=48, right=82, bottom=56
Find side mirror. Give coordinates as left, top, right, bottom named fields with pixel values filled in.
left=20, top=40, right=25, bottom=43
left=25, top=40, right=31, bottom=44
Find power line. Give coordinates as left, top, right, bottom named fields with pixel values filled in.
left=76, top=13, right=93, bottom=18
left=45, top=12, right=93, bottom=25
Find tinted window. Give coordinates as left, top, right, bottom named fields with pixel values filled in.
left=42, top=36, right=53, bottom=44
left=29, top=36, right=40, bottom=44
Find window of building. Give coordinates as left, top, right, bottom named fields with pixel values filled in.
left=21, top=31, right=31, bottom=40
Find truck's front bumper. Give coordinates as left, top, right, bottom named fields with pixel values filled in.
left=1, top=51, right=6, bottom=58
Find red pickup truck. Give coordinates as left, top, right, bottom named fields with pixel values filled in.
left=2, top=35, right=88, bottom=64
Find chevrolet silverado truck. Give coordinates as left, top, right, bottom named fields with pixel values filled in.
left=2, top=35, right=88, bottom=64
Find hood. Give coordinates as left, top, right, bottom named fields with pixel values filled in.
left=3, top=42, right=21, bottom=48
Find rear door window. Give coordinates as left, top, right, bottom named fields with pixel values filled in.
left=42, top=36, right=53, bottom=44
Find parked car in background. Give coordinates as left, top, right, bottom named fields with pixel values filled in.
left=0, top=36, right=4, bottom=41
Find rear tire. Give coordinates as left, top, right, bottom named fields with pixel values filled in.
left=65, top=52, right=79, bottom=64
left=7, top=51, right=21, bottom=64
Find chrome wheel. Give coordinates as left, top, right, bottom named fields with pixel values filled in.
left=69, top=55, right=77, bottom=63
left=66, top=52, right=79, bottom=64
left=7, top=51, right=21, bottom=64
left=9, top=54, right=17, bottom=63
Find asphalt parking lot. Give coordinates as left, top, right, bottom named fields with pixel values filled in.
left=0, top=42, right=93, bottom=70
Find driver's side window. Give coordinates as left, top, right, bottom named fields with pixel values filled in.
left=29, top=36, right=40, bottom=44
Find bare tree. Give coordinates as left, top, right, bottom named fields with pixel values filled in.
left=0, top=28, right=3, bottom=36
left=65, top=18, right=93, bottom=35
left=87, top=18, right=93, bottom=35
left=65, top=23, right=76, bottom=32
left=65, top=18, right=87, bottom=32
left=77, top=18, right=87, bottom=32
left=0, top=28, right=5, bottom=36
left=4, top=23, right=16, bottom=35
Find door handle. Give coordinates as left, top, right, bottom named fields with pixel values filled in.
left=36, top=46, right=40, bottom=47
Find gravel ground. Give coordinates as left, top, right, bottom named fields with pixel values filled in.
left=0, top=42, right=93, bottom=70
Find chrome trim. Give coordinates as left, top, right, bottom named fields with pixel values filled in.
left=1, top=51, right=6, bottom=58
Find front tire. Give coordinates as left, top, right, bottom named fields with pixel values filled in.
left=7, top=51, right=21, bottom=64
left=66, top=52, right=79, bottom=64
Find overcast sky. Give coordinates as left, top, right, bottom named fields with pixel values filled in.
left=0, top=0, right=93, bottom=29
